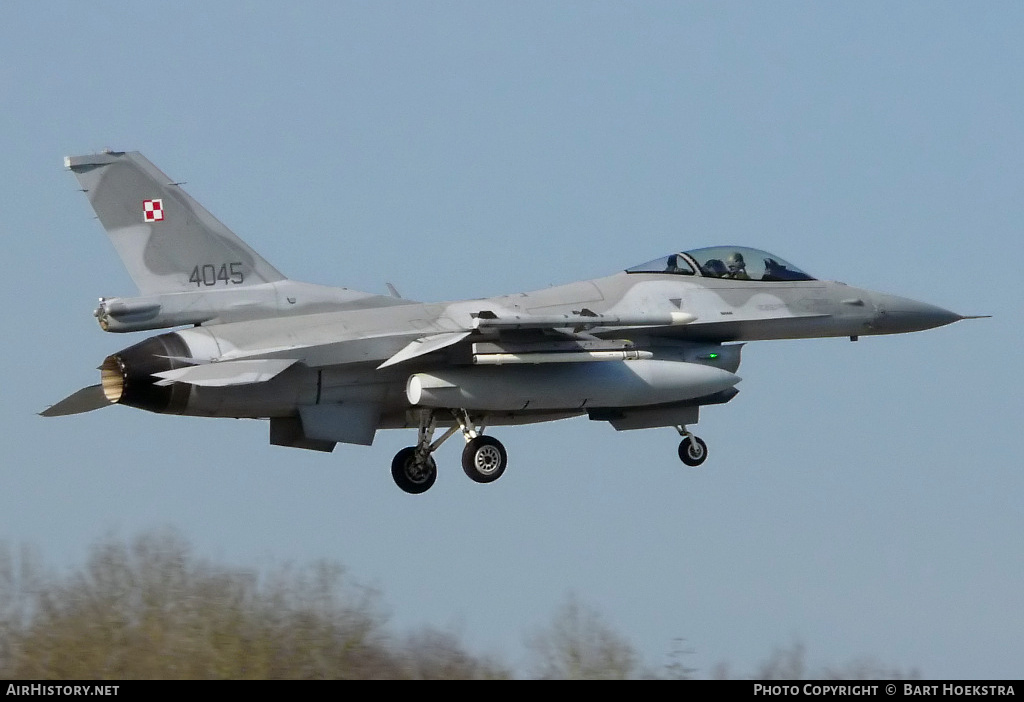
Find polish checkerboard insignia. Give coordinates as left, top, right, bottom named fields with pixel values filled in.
left=143, top=199, right=164, bottom=222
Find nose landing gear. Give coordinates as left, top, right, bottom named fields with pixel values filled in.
left=676, top=426, right=708, bottom=467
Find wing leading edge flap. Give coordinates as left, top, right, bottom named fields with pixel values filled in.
left=153, top=358, right=299, bottom=387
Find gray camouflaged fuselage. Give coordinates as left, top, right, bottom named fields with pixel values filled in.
left=46, top=151, right=971, bottom=461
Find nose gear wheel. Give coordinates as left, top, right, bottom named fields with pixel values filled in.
left=678, top=435, right=708, bottom=467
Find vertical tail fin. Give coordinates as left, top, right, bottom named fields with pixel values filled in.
left=65, top=151, right=286, bottom=295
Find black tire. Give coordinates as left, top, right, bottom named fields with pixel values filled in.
left=461, top=435, right=507, bottom=483
left=391, top=447, right=437, bottom=494
left=678, top=436, right=708, bottom=467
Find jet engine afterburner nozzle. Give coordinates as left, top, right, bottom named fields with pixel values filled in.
left=98, top=333, right=193, bottom=414
left=100, top=355, right=125, bottom=403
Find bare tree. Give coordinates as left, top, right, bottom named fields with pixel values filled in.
left=399, top=628, right=510, bottom=679
left=0, top=532, right=921, bottom=679
left=0, top=530, right=398, bottom=678
left=754, top=642, right=918, bottom=681
left=526, top=594, right=639, bottom=680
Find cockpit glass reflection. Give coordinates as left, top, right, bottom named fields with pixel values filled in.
left=627, top=247, right=815, bottom=281
left=685, top=247, right=814, bottom=281
left=625, top=253, right=696, bottom=275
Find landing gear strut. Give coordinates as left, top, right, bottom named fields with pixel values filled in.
left=676, top=426, right=708, bottom=467
left=390, top=409, right=508, bottom=494
left=452, top=408, right=508, bottom=484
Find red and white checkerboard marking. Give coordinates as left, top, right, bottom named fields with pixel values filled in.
left=143, top=199, right=164, bottom=222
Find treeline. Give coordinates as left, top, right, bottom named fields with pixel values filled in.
left=0, top=531, right=915, bottom=679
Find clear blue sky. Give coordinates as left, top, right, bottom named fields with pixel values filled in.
left=2, top=1, right=1020, bottom=677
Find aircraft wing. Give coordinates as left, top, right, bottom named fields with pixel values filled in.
left=375, top=309, right=695, bottom=368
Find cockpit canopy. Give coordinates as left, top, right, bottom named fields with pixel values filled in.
left=626, top=246, right=815, bottom=282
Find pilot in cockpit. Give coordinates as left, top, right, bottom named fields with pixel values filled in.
left=725, top=252, right=750, bottom=280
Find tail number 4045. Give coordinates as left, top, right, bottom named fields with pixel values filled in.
left=189, top=263, right=244, bottom=287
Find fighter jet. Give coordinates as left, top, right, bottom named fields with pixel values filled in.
left=43, top=151, right=980, bottom=493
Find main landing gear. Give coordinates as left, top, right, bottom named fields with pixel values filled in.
left=391, top=410, right=508, bottom=494
left=676, top=425, right=708, bottom=467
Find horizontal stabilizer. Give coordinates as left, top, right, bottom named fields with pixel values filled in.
left=153, top=358, right=298, bottom=387
left=377, top=331, right=472, bottom=369
left=40, top=384, right=111, bottom=417
left=473, top=310, right=695, bottom=331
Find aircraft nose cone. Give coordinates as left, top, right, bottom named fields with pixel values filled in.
left=871, top=293, right=962, bottom=334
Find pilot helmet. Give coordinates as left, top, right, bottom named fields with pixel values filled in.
left=726, top=252, right=746, bottom=271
